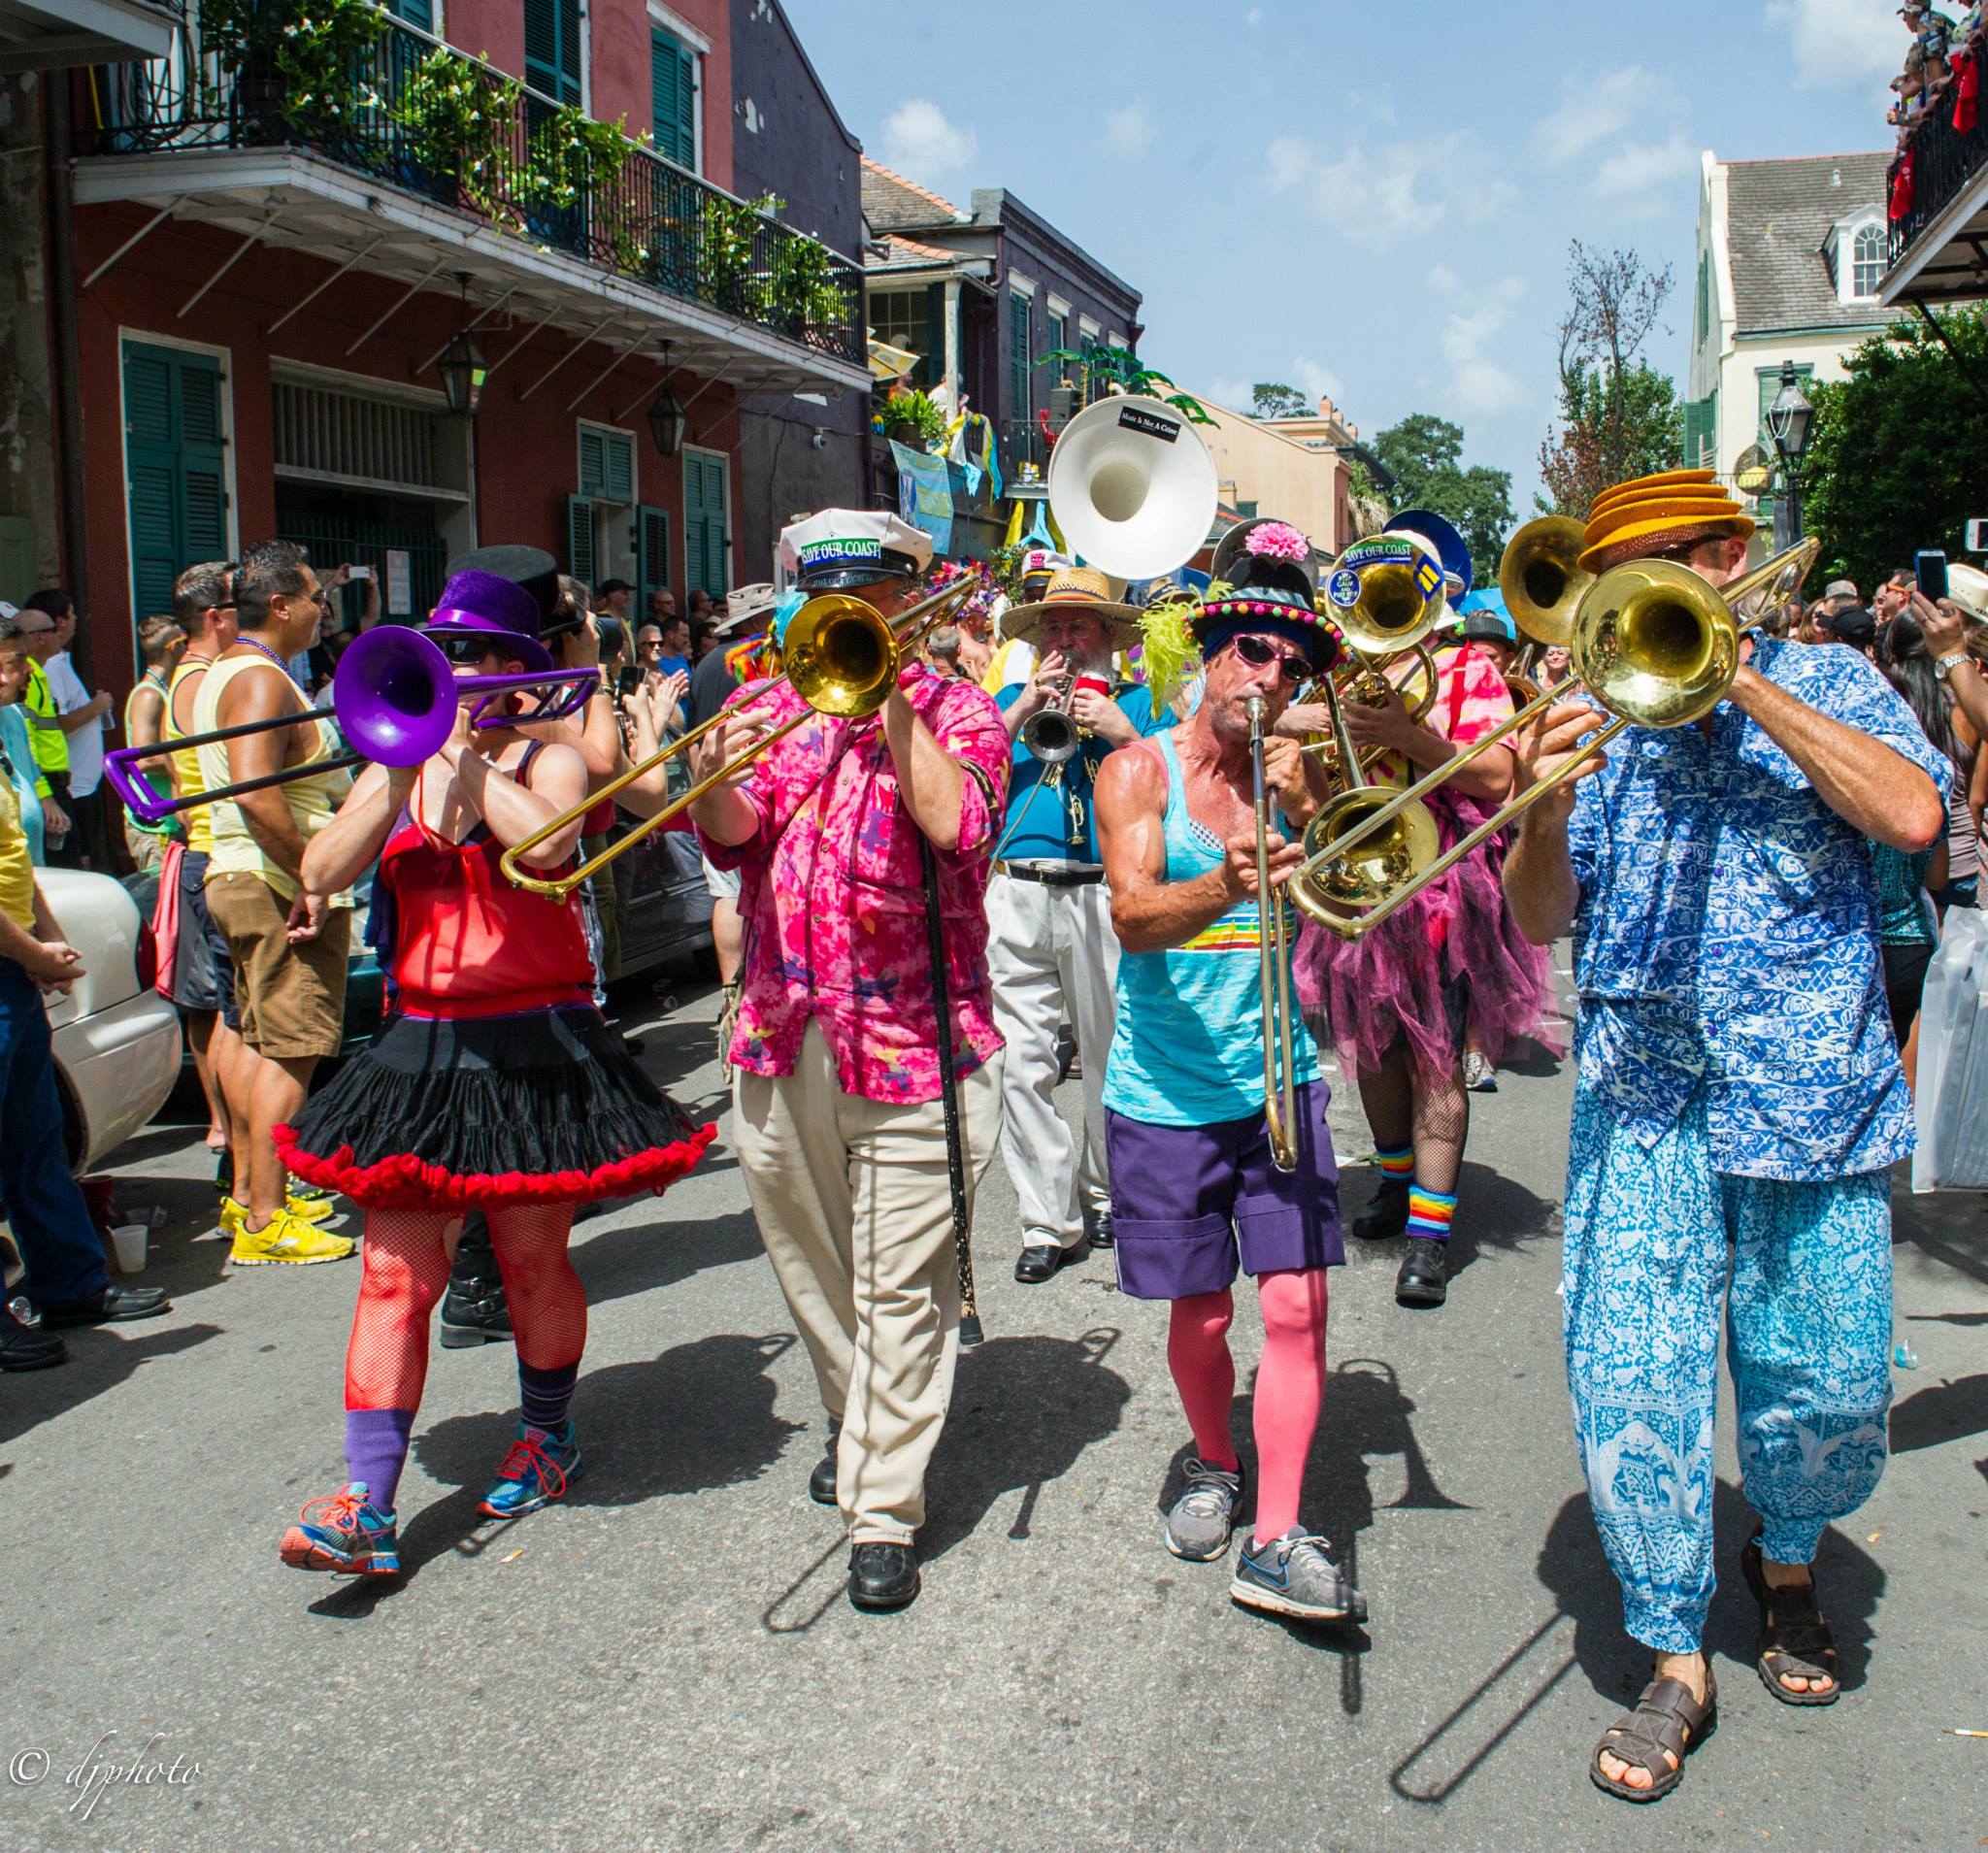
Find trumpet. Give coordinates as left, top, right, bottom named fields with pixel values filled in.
left=498, top=577, right=978, bottom=898
left=1290, top=531, right=1821, bottom=939
left=1246, top=696, right=1302, bottom=1174
left=1020, top=671, right=1080, bottom=764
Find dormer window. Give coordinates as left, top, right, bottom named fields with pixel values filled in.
left=1829, top=213, right=1888, bottom=302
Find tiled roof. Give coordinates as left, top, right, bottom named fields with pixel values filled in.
left=1724, top=151, right=1894, bottom=333
left=866, top=231, right=957, bottom=269
left=860, top=157, right=964, bottom=230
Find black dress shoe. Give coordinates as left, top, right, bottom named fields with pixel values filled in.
left=1014, top=1239, right=1086, bottom=1284
left=1352, top=1183, right=1409, bottom=1241
left=1396, top=1238, right=1448, bottom=1307
left=0, top=1307, right=66, bottom=1372
left=1082, top=1206, right=1114, bottom=1250
left=37, top=1284, right=171, bottom=1328
left=809, top=1416, right=842, bottom=1506
left=847, top=1541, right=920, bottom=1611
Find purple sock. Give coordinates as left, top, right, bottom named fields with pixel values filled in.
left=518, top=1360, right=579, bottom=1433
left=344, top=1407, right=414, bottom=1514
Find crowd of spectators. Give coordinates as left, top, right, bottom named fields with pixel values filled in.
left=1889, top=3, right=1983, bottom=151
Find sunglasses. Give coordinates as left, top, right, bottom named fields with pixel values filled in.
left=434, top=631, right=501, bottom=665
left=1226, top=633, right=1312, bottom=684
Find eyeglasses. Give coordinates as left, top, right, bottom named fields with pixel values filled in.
left=1225, top=633, right=1312, bottom=684
left=434, top=632, right=499, bottom=665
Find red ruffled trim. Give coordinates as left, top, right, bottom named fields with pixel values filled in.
left=272, top=1121, right=716, bottom=1210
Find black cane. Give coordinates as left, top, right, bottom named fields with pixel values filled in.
left=921, top=834, right=983, bottom=1346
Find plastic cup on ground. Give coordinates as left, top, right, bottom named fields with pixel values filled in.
left=109, top=1223, right=149, bottom=1274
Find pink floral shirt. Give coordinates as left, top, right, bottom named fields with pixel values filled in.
left=700, top=662, right=1011, bottom=1104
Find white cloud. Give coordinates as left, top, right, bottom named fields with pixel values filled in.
left=1592, top=130, right=1699, bottom=201
left=1246, top=5, right=1264, bottom=22
left=1208, top=377, right=1255, bottom=411
left=880, top=99, right=977, bottom=179
left=1291, top=356, right=1344, bottom=405
left=1767, top=0, right=1902, bottom=89
left=1531, top=66, right=1663, bottom=166
left=1264, top=133, right=1516, bottom=246
left=1432, top=273, right=1528, bottom=418
left=1105, top=103, right=1154, bottom=158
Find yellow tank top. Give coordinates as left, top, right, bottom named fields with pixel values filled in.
left=166, top=657, right=215, bottom=855
left=194, top=651, right=352, bottom=903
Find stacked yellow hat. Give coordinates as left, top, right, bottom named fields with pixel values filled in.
left=1578, top=468, right=1754, bottom=574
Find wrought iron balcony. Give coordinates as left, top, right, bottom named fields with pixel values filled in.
left=1887, top=96, right=1988, bottom=273
left=79, top=5, right=864, bottom=369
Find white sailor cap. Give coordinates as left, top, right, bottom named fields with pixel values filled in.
left=779, top=509, right=935, bottom=590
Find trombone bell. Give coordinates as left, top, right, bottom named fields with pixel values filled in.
left=1497, top=515, right=1593, bottom=648
left=1574, top=559, right=1739, bottom=730
left=1293, top=788, right=1442, bottom=928
left=780, top=594, right=900, bottom=716
left=1322, top=535, right=1447, bottom=657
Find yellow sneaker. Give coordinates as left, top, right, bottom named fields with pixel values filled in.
left=229, top=1208, right=355, bottom=1268
left=219, top=1196, right=248, bottom=1239
left=285, top=1189, right=340, bottom=1225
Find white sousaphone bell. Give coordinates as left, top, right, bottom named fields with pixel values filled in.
left=1045, top=393, right=1219, bottom=581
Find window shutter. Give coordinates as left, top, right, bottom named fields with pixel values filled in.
left=126, top=465, right=180, bottom=620
left=651, top=28, right=695, bottom=168
left=603, top=430, right=634, bottom=504
left=567, top=494, right=597, bottom=585
left=557, top=0, right=581, bottom=105
left=526, top=0, right=580, bottom=104
left=684, top=454, right=728, bottom=596
left=638, top=504, right=671, bottom=603
left=387, top=0, right=433, bottom=28
left=1009, top=293, right=1031, bottom=423
left=578, top=425, right=606, bottom=498
left=122, top=341, right=227, bottom=623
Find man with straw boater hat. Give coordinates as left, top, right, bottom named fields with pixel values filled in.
left=993, top=566, right=1173, bottom=1284
left=1503, top=469, right=1950, bottom=1803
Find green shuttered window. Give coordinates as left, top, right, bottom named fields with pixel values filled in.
left=123, top=340, right=227, bottom=624
left=651, top=26, right=696, bottom=170
left=525, top=0, right=582, bottom=107
left=683, top=451, right=728, bottom=599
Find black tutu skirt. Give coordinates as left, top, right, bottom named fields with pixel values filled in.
left=275, top=1004, right=713, bottom=1209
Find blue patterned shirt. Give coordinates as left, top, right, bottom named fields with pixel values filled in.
left=1566, top=636, right=1952, bottom=1180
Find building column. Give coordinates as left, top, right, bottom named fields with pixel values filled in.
left=943, top=278, right=961, bottom=409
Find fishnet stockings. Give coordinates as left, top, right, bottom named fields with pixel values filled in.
left=1355, top=1047, right=1471, bottom=1197
left=487, top=1204, right=584, bottom=1372
left=344, top=1208, right=456, bottom=1410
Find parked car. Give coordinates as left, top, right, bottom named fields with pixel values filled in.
left=39, top=868, right=182, bottom=1170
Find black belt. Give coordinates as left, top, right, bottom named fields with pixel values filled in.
left=995, top=860, right=1104, bottom=888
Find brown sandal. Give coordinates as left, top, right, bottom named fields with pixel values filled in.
left=1589, top=1671, right=1717, bottom=1803
left=1741, top=1531, right=1840, bottom=1705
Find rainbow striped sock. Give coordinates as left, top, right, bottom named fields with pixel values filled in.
left=1407, top=1185, right=1456, bottom=1242
left=1375, top=1145, right=1414, bottom=1186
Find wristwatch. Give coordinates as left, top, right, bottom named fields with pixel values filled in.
left=1935, top=652, right=1971, bottom=680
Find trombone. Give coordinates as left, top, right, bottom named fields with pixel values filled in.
left=498, top=578, right=977, bottom=898
left=1299, top=643, right=1441, bottom=784
left=1291, top=526, right=1821, bottom=939
left=1246, top=696, right=1302, bottom=1174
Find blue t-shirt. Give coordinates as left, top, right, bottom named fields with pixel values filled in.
left=993, top=678, right=1172, bottom=864
left=655, top=653, right=690, bottom=684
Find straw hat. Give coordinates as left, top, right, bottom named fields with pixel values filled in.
left=1578, top=468, right=1755, bottom=574
left=999, top=566, right=1144, bottom=651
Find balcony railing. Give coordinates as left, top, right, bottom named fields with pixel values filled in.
left=79, top=5, right=865, bottom=368
left=1887, top=96, right=1988, bottom=268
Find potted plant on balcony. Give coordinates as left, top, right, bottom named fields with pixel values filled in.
left=391, top=46, right=522, bottom=219
left=883, top=388, right=947, bottom=452
left=198, top=0, right=389, bottom=149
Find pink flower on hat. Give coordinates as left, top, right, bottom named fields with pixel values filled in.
left=1244, top=521, right=1309, bottom=563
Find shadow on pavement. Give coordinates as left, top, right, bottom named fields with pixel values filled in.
left=1337, top=1158, right=1557, bottom=1288
left=1892, top=1188, right=1988, bottom=1288
left=921, top=1328, right=1130, bottom=1562
left=571, top=1208, right=766, bottom=1308
left=1890, top=1372, right=1988, bottom=1453
left=0, top=1319, right=222, bottom=1450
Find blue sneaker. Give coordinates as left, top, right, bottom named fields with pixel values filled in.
left=280, top=1482, right=401, bottom=1576
left=1230, top=1528, right=1367, bottom=1623
left=479, top=1420, right=583, bottom=1518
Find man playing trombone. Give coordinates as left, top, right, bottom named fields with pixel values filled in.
left=687, top=510, right=1011, bottom=1615
left=1092, top=527, right=1364, bottom=1626
left=1502, top=471, right=1949, bottom=1803
left=992, top=565, right=1171, bottom=1284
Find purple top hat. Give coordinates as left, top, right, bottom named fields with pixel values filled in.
left=423, top=569, right=553, bottom=675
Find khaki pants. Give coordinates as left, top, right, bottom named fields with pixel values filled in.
left=734, top=1020, right=1004, bottom=1543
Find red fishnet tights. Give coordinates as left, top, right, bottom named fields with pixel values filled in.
left=343, top=1204, right=584, bottom=1411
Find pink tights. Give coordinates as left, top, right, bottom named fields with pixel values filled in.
left=1167, top=1268, right=1330, bottom=1544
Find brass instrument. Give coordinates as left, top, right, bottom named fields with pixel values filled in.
left=1323, top=531, right=1451, bottom=658
left=1246, top=695, right=1302, bottom=1174
left=498, top=578, right=977, bottom=897
left=1020, top=670, right=1080, bottom=764
left=1290, top=534, right=1821, bottom=939
left=1300, top=642, right=1441, bottom=783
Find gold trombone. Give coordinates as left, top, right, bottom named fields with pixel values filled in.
left=498, top=578, right=977, bottom=898
left=1299, top=643, right=1441, bottom=784
left=1290, top=524, right=1821, bottom=939
left=1246, top=695, right=1302, bottom=1174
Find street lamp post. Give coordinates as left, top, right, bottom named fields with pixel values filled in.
left=1765, top=359, right=1815, bottom=548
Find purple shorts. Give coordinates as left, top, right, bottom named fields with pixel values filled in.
left=1105, top=1079, right=1342, bottom=1300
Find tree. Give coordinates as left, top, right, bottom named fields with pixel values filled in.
left=1539, top=362, right=1684, bottom=515
left=1250, top=381, right=1310, bottom=420
left=1536, top=241, right=1680, bottom=514
left=1801, top=307, right=1988, bottom=596
left=1370, top=412, right=1514, bottom=579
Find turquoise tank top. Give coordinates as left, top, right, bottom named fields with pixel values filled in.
left=1103, top=730, right=1320, bottom=1127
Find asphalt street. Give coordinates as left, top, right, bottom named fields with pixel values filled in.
left=2, top=965, right=1985, bottom=1853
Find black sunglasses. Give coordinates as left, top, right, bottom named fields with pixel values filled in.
left=1226, top=633, right=1311, bottom=684
left=434, top=631, right=501, bottom=665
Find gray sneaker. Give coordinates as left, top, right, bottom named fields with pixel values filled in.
left=1163, top=1458, right=1244, bottom=1561
left=1231, top=1528, right=1368, bottom=1622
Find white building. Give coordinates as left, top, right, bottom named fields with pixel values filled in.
left=1685, top=149, right=1894, bottom=549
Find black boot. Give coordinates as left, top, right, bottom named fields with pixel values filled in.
left=1396, top=1237, right=1448, bottom=1307
left=1352, top=1180, right=1409, bottom=1241
left=847, top=1540, right=920, bottom=1610
left=440, top=1214, right=513, bottom=1348
left=809, top=1416, right=842, bottom=1506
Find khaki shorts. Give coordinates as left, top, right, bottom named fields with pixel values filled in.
left=205, top=872, right=350, bottom=1061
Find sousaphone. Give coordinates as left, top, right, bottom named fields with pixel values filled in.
left=1046, top=394, right=1219, bottom=581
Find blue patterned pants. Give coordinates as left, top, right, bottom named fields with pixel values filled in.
left=1562, top=1081, right=1893, bottom=1653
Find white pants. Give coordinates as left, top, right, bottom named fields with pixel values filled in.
left=985, top=871, right=1118, bottom=1251
left=733, top=1022, right=1004, bottom=1543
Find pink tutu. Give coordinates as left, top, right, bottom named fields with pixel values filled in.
left=1295, top=793, right=1561, bottom=1082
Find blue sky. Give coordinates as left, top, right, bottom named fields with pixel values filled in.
left=790, top=0, right=1905, bottom=513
